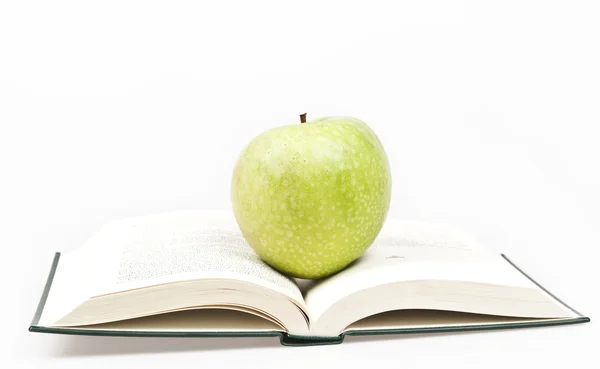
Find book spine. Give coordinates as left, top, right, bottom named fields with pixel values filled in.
left=280, top=333, right=344, bottom=346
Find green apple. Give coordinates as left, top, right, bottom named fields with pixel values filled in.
left=231, top=115, right=392, bottom=279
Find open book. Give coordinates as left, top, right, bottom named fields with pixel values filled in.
left=30, top=210, right=589, bottom=345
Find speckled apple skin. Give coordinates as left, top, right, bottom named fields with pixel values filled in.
left=231, top=116, right=392, bottom=279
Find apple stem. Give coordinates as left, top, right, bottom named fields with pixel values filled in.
left=300, top=113, right=307, bottom=123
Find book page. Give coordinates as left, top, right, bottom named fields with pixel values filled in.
left=304, top=219, right=538, bottom=320
left=76, top=309, right=284, bottom=332
left=44, top=210, right=305, bottom=316
left=115, top=228, right=272, bottom=285
left=110, top=211, right=305, bottom=303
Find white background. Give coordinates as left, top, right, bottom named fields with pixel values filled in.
left=1, top=0, right=598, bottom=367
